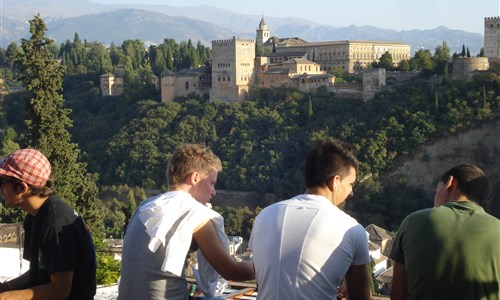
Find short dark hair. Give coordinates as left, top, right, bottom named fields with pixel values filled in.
left=440, top=164, right=490, bottom=207
left=304, top=138, right=358, bottom=188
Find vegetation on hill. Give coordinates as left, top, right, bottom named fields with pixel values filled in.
left=0, top=21, right=499, bottom=242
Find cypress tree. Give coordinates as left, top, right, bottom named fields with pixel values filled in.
left=15, top=14, right=104, bottom=237
left=307, top=96, right=314, bottom=118
left=211, top=123, right=218, bottom=142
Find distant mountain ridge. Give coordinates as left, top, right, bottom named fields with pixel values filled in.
left=1, top=0, right=484, bottom=54
left=46, top=9, right=236, bottom=46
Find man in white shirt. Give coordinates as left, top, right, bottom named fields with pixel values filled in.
left=119, top=144, right=254, bottom=300
left=249, top=138, right=371, bottom=300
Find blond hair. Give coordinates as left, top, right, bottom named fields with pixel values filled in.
left=166, top=144, right=222, bottom=186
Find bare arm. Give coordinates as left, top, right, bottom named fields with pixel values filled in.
left=194, top=220, right=254, bottom=281
left=0, top=271, right=73, bottom=300
left=344, top=264, right=371, bottom=300
left=391, top=261, right=407, bottom=300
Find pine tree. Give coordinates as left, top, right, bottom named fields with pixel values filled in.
left=15, top=14, right=104, bottom=237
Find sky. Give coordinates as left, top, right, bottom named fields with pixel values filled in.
left=91, top=0, right=500, bottom=35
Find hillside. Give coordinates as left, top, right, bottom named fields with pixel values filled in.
left=386, top=118, right=500, bottom=217
left=1, top=0, right=484, bottom=53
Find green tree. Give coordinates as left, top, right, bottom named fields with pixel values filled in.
left=0, top=127, right=20, bottom=156
left=396, top=59, right=410, bottom=71
left=255, top=43, right=265, bottom=56
left=443, top=64, right=449, bottom=82
left=411, top=49, right=433, bottom=75
left=109, top=42, right=124, bottom=66
left=211, top=123, right=218, bottom=142
left=374, top=51, right=394, bottom=70
left=84, top=42, right=112, bottom=75
left=307, top=96, right=314, bottom=118
left=121, top=39, right=146, bottom=70
left=433, top=42, right=451, bottom=61
left=149, top=45, right=167, bottom=75
left=433, top=42, right=451, bottom=75
left=5, top=42, right=23, bottom=72
left=15, top=14, right=104, bottom=236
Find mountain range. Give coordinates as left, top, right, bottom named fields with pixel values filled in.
left=1, top=0, right=484, bottom=55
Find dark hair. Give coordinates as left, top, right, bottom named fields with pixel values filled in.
left=440, top=164, right=490, bottom=207
left=27, top=179, right=54, bottom=197
left=304, top=138, right=358, bottom=188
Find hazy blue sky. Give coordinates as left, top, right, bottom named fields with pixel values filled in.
left=91, top=0, right=499, bottom=35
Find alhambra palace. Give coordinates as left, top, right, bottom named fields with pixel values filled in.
left=100, top=17, right=500, bottom=102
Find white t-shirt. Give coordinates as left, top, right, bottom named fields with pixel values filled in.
left=249, top=194, right=370, bottom=300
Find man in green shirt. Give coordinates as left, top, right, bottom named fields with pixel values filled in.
left=390, top=164, right=499, bottom=300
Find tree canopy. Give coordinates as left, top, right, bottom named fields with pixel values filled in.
left=14, top=14, right=104, bottom=236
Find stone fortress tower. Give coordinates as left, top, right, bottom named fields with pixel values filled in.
left=484, top=17, right=500, bottom=61
left=452, top=16, right=498, bottom=80
left=210, top=37, right=256, bottom=102
left=256, top=17, right=270, bottom=46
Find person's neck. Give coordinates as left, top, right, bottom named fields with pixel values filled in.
left=447, top=191, right=470, bottom=203
left=168, top=183, right=191, bottom=194
left=305, top=186, right=331, bottom=203
left=20, top=195, right=50, bottom=216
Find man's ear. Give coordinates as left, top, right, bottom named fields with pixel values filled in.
left=189, top=172, right=200, bottom=185
left=445, top=176, right=457, bottom=192
left=328, top=175, right=340, bottom=192
left=15, top=182, right=29, bottom=194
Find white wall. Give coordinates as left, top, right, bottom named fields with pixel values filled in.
left=0, top=248, right=29, bottom=281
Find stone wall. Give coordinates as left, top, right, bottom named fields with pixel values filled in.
left=451, top=57, right=490, bottom=81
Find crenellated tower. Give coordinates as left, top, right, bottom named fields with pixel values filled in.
left=210, top=37, right=255, bottom=102
left=484, top=17, right=500, bottom=61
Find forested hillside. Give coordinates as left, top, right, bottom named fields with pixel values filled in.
left=1, top=34, right=499, bottom=239
left=4, top=69, right=499, bottom=233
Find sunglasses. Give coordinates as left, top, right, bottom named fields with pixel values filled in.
left=0, top=178, right=15, bottom=186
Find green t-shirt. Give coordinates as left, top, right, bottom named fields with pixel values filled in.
left=390, top=201, right=500, bottom=300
